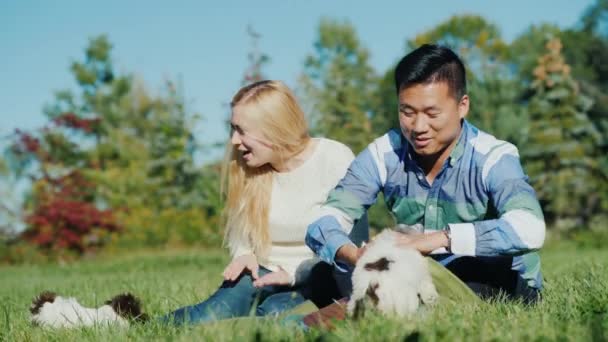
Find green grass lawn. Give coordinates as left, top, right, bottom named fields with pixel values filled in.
left=1, top=243, right=606, bottom=341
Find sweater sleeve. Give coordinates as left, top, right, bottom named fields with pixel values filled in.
left=306, top=136, right=387, bottom=268
left=283, top=140, right=356, bottom=285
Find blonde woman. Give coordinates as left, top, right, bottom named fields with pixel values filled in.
left=162, top=80, right=364, bottom=325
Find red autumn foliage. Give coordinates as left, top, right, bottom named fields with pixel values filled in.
left=53, top=112, right=101, bottom=133
left=23, top=196, right=118, bottom=253
left=13, top=130, right=41, bottom=154
left=22, top=171, right=119, bottom=253
left=14, top=119, right=120, bottom=254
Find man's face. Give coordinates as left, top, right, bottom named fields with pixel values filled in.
left=398, top=82, right=469, bottom=157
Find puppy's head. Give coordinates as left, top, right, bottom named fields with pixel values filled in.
left=350, top=257, right=394, bottom=320
left=105, top=293, right=148, bottom=322
left=30, top=291, right=57, bottom=316
left=364, top=257, right=392, bottom=272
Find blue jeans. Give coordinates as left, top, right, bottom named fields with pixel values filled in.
left=161, top=267, right=307, bottom=325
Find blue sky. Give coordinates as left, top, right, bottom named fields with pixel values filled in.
left=0, top=0, right=594, bottom=163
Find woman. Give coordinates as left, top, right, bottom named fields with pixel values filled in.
left=162, top=80, right=357, bottom=325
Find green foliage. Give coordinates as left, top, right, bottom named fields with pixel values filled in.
left=242, top=25, right=270, bottom=85
left=571, top=215, right=608, bottom=248
left=467, top=68, right=530, bottom=147
left=510, top=23, right=563, bottom=81
left=369, top=67, right=399, bottom=137
left=366, top=194, right=396, bottom=232
left=408, top=14, right=509, bottom=61
left=406, top=15, right=528, bottom=145
left=508, top=6, right=608, bottom=232
left=523, top=38, right=604, bottom=231
left=6, top=35, right=223, bottom=253
left=300, top=19, right=394, bottom=229
left=0, top=241, right=50, bottom=265
left=301, top=18, right=376, bottom=154
left=0, top=156, right=21, bottom=240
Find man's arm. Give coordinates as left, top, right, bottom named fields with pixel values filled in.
left=449, top=143, right=546, bottom=256
left=335, top=243, right=362, bottom=266
left=306, top=134, right=393, bottom=267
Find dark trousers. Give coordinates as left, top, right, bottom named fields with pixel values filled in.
left=443, top=256, right=540, bottom=304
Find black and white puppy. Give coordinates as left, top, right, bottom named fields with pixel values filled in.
left=347, top=228, right=439, bottom=319
left=30, top=291, right=148, bottom=328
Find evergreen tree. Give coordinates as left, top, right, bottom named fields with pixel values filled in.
left=300, top=18, right=376, bottom=154
left=523, top=38, right=603, bottom=231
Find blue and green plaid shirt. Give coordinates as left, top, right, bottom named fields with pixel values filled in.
left=306, top=120, right=545, bottom=289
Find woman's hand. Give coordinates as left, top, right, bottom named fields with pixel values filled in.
left=252, top=268, right=292, bottom=288
left=223, top=254, right=259, bottom=281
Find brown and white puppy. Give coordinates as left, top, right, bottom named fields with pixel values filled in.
left=30, top=291, right=148, bottom=328
left=347, top=228, right=438, bottom=319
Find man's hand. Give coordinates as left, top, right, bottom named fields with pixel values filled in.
left=336, top=243, right=368, bottom=266
left=395, top=231, right=449, bottom=255
left=253, top=268, right=292, bottom=288
left=222, top=254, right=259, bottom=281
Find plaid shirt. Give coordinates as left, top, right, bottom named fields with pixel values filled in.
left=306, top=120, right=545, bottom=289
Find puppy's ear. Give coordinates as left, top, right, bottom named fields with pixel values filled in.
left=106, top=293, right=148, bottom=322
left=364, top=257, right=392, bottom=271
left=365, top=283, right=380, bottom=306
left=352, top=298, right=366, bottom=320
left=31, top=291, right=57, bottom=315
left=352, top=283, right=380, bottom=320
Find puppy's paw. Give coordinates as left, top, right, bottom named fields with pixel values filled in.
left=418, top=281, right=439, bottom=306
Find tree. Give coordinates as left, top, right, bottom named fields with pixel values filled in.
left=242, top=25, right=271, bottom=85
left=408, top=14, right=508, bottom=63
left=406, top=15, right=528, bottom=145
left=5, top=35, right=221, bottom=253
left=300, top=18, right=376, bottom=154
left=369, top=67, right=399, bottom=137
left=523, top=38, right=603, bottom=231
left=511, top=3, right=608, bottom=231
left=0, top=156, right=22, bottom=241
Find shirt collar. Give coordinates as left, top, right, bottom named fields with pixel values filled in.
left=447, top=119, right=469, bottom=167
left=401, top=119, right=470, bottom=171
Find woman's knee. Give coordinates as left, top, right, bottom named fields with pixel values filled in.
left=166, top=275, right=260, bottom=325
left=256, top=292, right=306, bottom=317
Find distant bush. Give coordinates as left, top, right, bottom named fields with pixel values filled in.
left=109, top=207, right=222, bottom=249
left=570, top=215, right=608, bottom=249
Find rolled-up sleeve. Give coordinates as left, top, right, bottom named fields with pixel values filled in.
left=449, top=143, right=546, bottom=256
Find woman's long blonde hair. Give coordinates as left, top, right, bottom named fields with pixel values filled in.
left=222, top=80, right=310, bottom=258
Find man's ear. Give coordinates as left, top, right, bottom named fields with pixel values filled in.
left=458, top=94, right=470, bottom=120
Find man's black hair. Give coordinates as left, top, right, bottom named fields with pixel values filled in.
left=394, top=44, right=467, bottom=99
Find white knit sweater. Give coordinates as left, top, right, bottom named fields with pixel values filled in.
left=231, top=138, right=354, bottom=285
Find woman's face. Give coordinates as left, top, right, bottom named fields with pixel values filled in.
left=230, top=104, right=276, bottom=169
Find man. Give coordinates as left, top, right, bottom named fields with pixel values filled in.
left=306, top=44, right=546, bottom=307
